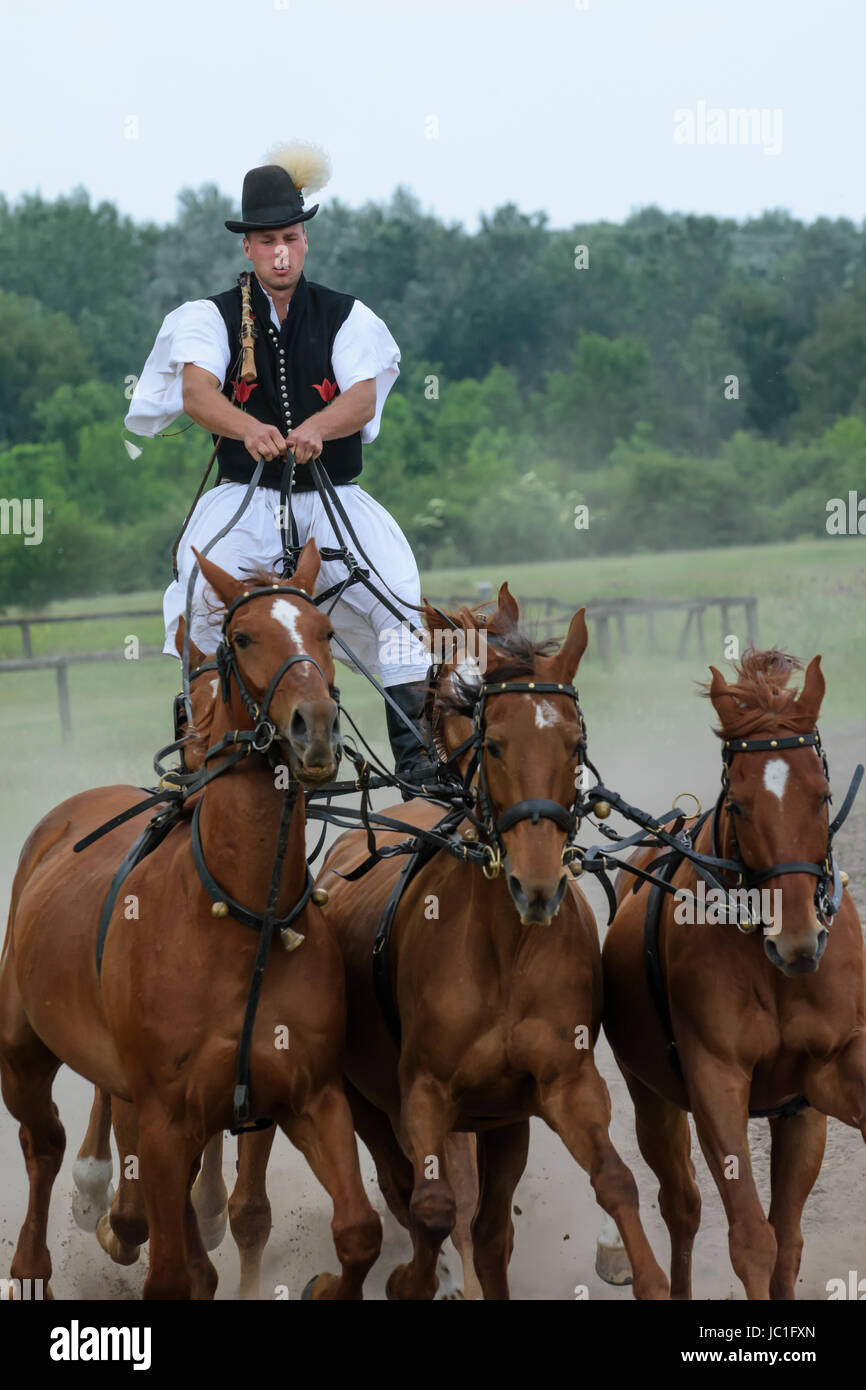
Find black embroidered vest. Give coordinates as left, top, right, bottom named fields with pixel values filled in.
left=208, top=273, right=362, bottom=491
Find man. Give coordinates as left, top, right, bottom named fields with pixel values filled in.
left=125, top=143, right=437, bottom=789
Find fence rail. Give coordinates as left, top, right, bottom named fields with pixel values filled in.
left=0, top=592, right=757, bottom=739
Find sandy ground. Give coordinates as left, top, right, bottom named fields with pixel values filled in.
left=1, top=726, right=865, bottom=1301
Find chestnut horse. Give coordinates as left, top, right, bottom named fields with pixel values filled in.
left=602, top=650, right=865, bottom=1299
left=0, top=541, right=381, bottom=1299
left=307, top=587, right=664, bottom=1298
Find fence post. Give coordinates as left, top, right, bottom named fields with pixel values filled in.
left=595, top=615, right=612, bottom=671
left=616, top=611, right=628, bottom=656
left=21, top=622, right=33, bottom=658
left=56, top=661, right=71, bottom=741
left=745, top=598, right=759, bottom=647
left=677, top=609, right=694, bottom=658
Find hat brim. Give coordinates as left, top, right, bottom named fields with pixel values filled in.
left=224, top=205, right=318, bottom=233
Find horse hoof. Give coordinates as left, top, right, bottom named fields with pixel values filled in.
left=195, top=1207, right=228, bottom=1252
left=96, top=1213, right=140, bottom=1267
left=71, top=1159, right=115, bottom=1233
left=595, top=1242, right=633, bottom=1287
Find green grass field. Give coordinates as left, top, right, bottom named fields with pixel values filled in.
left=1, top=536, right=864, bottom=888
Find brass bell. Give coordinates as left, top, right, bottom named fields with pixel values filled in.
left=463, top=827, right=478, bottom=842
left=211, top=901, right=230, bottom=918
left=281, top=927, right=305, bottom=952
left=311, top=888, right=329, bottom=906
left=593, top=800, right=612, bottom=820
left=570, top=863, right=584, bottom=877
left=841, top=870, right=849, bottom=888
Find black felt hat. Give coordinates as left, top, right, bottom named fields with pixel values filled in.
left=224, top=164, right=318, bottom=234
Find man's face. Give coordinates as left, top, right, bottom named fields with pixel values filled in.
left=244, top=225, right=308, bottom=294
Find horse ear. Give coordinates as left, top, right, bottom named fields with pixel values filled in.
left=193, top=550, right=247, bottom=608
left=794, top=655, right=825, bottom=724
left=497, top=583, right=520, bottom=625
left=707, top=665, right=741, bottom=730
left=555, top=607, right=588, bottom=681
left=290, top=538, right=322, bottom=596
left=422, top=599, right=458, bottom=636
left=174, top=615, right=209, bottom=670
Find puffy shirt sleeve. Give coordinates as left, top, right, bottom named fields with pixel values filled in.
left=331, top=300, right=401, bottom=444
left=124, top=300, right=231, bottom=437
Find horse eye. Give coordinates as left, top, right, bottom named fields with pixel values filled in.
left=233, top=631, right=252, bottom=650
left=487, top=741, right=502, bottom=760
left=726, top=800, right=742, bottom=817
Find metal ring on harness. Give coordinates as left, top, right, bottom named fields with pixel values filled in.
left=672, top=791, right=702, bottom=818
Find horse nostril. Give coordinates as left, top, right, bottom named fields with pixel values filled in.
left=290, top=709, right=309, bottom=747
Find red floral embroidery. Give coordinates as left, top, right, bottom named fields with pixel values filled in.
left=312, top=378, right=337, bottom=402
left=232, top=379, right=257, bottom=404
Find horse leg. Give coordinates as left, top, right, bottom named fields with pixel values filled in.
left=192, top=1132, right=229, bottom=1252
left=344, top=1080, right=476, bottom=1299
left=537, top=1064, right=669, bottom=1299
left=280, top=1083, right=382, bottom=1300
left=136, top=1103, right=214, bottom=1301
left=228, top=1127, right=275, bottom=1300
left=688, top=1055, right=777, bottom=1299
left=768, top=1108, right=827, bottom=1300
left=386, top=1077, right=457, bottom=1301
left=619, top=1065, right=701, bottom=1299
left=469, top=1120, right=530, bottom=1300
left=443, top=1133, right=482, bottom=1300
left=0, top=1018, right=64, bottom=1298
left=96, top=1096, right=148, bottom=1266
left=71, top=1087, right=115, bottom=1233
left=344, top=1077, right=413, bottom=1231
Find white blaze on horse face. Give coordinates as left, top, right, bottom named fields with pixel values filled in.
left=534, top=698, right=559, bottom=729
left=453, top=656, right=482, bottom=693
left=271, top=598, right=303, bottom=649
left=763, top=757, right=789, bottom=801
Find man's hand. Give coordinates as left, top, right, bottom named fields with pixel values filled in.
left=243, top=420, right=289, bottom=462
left=287, top=420, right=324, bottom=465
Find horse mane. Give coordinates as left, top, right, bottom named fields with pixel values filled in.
left=433, top=604, right=559, bottom=717
left=699, top=646, right=813, bottom=739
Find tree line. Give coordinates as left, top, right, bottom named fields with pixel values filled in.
left=1, top=184, right=865, bottom=604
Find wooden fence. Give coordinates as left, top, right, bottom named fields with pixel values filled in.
left=0, top=593, right=758, bottom=738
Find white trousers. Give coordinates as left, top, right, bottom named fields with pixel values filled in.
left=163, top=481, right=430, bottom=687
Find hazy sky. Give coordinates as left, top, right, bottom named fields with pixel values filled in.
left=3, top=0, right=863, bottom=230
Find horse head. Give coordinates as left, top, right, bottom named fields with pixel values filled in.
left=194, top=539, right=341, bottom=786
left=707, top=650, right=833, bottom=975
left=424, top=585, right=588, bottom=926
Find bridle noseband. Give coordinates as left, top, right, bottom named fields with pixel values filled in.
left=713, top=730, right=863, bottom=929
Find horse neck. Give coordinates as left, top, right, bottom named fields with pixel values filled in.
left=197, top=701, right=307, bottom=918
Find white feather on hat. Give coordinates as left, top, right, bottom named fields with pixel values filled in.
left=264, top=141, right=332, bottom=196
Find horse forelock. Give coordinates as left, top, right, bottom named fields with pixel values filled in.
left=701, top=646, right=814, bottom=739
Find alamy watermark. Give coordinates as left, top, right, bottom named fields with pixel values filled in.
left=673, top=882, right=782, bottom=934
left=379, top=622, right=488, bottom=673
left=0, top=498, right=43, bottom=545
left=674, top=102, right=783, bottom=157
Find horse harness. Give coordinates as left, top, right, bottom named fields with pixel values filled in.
left=643, top=728, right=863, bottom=1121
left=77, top=582, right=336, bottom=1133
left=369, top=673, right=590, bottom=1045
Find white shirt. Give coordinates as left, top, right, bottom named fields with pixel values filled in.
left=124, top=282, right=401, bottom=444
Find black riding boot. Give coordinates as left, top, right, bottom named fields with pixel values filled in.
left=385, top=680, right=441, bottom=799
